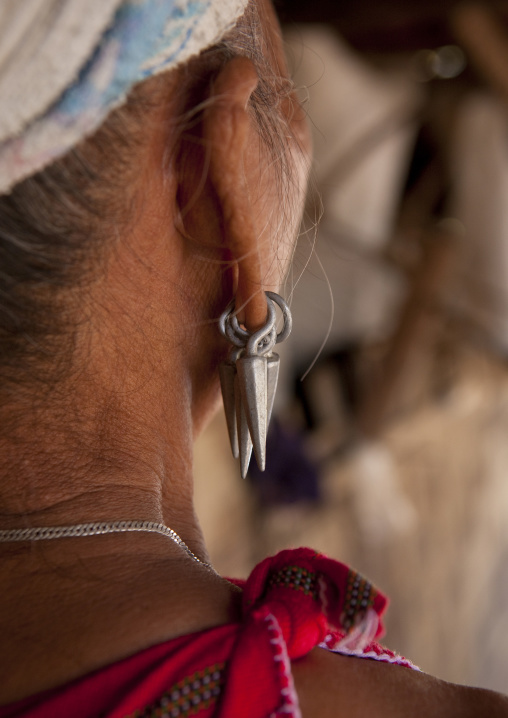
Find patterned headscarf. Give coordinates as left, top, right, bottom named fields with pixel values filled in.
left=0, top=0, right=248, bottom=194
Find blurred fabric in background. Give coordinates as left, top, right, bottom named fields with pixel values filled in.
left=195, top=0, right=508, bottom=694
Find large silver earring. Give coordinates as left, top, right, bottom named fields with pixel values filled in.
left=218, top=291, right=292, bottom=478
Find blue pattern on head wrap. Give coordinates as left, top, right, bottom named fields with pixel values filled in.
left=0, top=0, right=246, bottom=193
left=57, top=0, right=211, bottom=119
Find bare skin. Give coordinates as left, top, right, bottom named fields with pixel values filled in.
left=0, top=0, right=506, bottom=714
left=292, top=647, right=508, bottom=717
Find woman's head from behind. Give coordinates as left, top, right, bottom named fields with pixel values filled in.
left=0, top=0, right=309, bottom=394
left=0, top=0, right=310, bottom=501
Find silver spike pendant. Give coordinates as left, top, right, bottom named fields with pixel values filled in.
left=218, top=292, right=291, bottom=478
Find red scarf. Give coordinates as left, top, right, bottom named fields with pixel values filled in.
left=1, top=548, right=417, bottom=718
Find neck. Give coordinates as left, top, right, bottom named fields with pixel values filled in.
left=0, top=366, right=207, bottom=560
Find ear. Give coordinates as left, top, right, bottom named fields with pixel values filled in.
left=202, top=56, right=271, bottom=330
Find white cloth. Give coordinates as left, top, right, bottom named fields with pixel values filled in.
left=0, top=0, right=248, bottom=194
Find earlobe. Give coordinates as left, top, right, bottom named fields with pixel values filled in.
left=203, top=57, right=270, bottom=330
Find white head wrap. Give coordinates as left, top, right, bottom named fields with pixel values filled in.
left=0, top=0, right=249, bottom=194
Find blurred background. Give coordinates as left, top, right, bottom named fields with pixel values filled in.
left=194, top=0, right=508, bottom=693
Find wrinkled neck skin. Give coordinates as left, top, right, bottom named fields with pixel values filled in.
left=0, top=367, right=205, bottom=556
left=0, top=280, right=209, bottom=558
left=0, top=179, right=214, bottom=567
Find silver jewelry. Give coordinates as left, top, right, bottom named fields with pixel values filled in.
left=218, top=291, right=292, bottom=478
left=0, top=520, right=213, bottom=569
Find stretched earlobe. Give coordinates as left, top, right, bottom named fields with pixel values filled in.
left=203, top=57, right=270, bottom=331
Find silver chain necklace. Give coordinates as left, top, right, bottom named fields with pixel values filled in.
left=0, top=520, right=213, bottom=569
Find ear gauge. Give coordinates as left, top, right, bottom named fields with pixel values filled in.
left=218, top=292, right=292, bottom=478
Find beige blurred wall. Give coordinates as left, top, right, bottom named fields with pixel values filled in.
left=194, top=348, right=508, bottom=693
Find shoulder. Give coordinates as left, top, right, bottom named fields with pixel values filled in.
left=291, top=647, right=508, bottom=718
